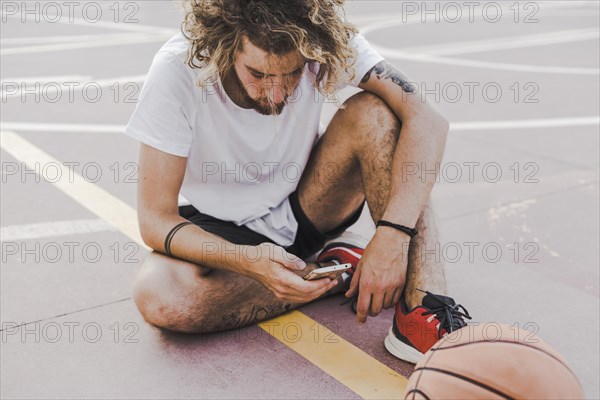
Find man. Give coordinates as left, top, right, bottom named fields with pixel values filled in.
left=125, top=0, right=470, bottom=364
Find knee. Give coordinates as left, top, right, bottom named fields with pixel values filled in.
left=342, top=92, right=401, bottom=142
left=133, top=254, right=207, bottom=333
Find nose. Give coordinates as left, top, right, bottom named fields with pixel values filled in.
left=264, top=78, right=288, bottom=104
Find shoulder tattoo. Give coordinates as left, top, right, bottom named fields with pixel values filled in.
left=360, top=61, right=417, bottom=93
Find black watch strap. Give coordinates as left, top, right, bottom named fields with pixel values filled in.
left=376, top=220, right=418, bottom=238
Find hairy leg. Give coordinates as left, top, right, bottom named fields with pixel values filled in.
left=298, top=91, right=446, bottom=308
left=133, top=251, right=343, bottom=334
left=137, top=92, right=449, bottom=334
left=403, top=202, right=447, bottom=307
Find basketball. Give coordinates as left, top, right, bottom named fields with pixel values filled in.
left=403, top=323, right=585, bottom=400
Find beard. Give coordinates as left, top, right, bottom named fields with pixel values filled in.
left=229, top=69, right=287, bottom=116
left=254, top=99, right=286, bottom=116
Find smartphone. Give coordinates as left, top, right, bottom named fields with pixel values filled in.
left=303, top=263, right=352, bottom=281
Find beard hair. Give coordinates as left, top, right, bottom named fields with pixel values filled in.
left=230, top=69, right=287, bottom=115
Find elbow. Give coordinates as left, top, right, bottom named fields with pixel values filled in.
left=430, top=115, right=450, bottom=146
left=140, top=228, right=157, bottom=251
left=422, top=103, right=450, bottom=137
left=408, top=113, right=449, bottom=141
left=408, top=107, right=449, bottom=138
left=137, top=209, right=160, bottom=251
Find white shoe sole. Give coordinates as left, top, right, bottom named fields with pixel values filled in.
left=384, top=327, right=425, bottom=364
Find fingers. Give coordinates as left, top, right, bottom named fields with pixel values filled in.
left=264, top=243, right=306, bottom=271
left=369, top=291, right=385, bottom=317
left=305, top=278, right=339, bottom=300
left=346, top=264, right=370, bottom=323
left=384, top=287, right=399, bottom=309
left=358, top=286, right=399, bottom=321
left=345, top=265, right=361, bottom=298
left=276, top=276, right=338, bottom=303
left=292, top=276, right=334, bottom=293
left=278, top=282, right=338, bottom=304
left=373, top=283, right=405, bottom=313
left=355, top=289, right=372, bottom=324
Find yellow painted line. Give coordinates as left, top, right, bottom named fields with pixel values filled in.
left=2, top=131, right=408, bottom=398
left=260, top=311, right=407, bottom=399
left=1, top=131, right=147, bottom=248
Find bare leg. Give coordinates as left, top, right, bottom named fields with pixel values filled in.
left=135, top=92, right=447, bottom=333
left=297, top=92, right=446, bottom=309
left=403, top=202, right=447, bottom=307
left=133, top=251, right=342, bottom=333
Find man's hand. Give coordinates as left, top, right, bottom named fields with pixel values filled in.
left=242, top=242, right=338, bottom=303
left=345, top=228, right=411, bottom=324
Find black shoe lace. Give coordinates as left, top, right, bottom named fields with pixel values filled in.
left=417, top=288, right=472, bottom=339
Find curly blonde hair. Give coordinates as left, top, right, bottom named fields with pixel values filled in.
left=181, top=0, right=358, bottom=95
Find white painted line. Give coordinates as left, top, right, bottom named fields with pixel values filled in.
left=2, top=117, right=599, bottom=135
left=451, top=116, right=600, bottom=131
left=523, top=0, right=598, bottom=9
left=1, top=219, right=117, bottom=241
left=358, top=1, right=600, bottom=35
left=0, top=33, right=143, bottom=46
left=2, top=13, right=177, bottom=35
left=372, top=46, right=600, bottom=75
left=0, top=131, right=146, bottom=247
left=353, top=6, right=599, bottom=30
left=1, top=74, right=146, bottom=98
left=1, top=33, right=173, bottom=55
left=358, top=3, right=600, bottom=75
left=403, top=29, right=599, bottom=56
left=0, top=123, right=126, bottom=133
left=355, top=0, right=599, bottom=33
left=1, top=75, right=92, bottom=85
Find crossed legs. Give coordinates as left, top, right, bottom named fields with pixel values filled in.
left=133, top=92, right=446, bottom=333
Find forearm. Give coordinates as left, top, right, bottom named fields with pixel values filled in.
left=381, top=117, right=449, bottom=228
left=140, top=211, right=253, bottom=275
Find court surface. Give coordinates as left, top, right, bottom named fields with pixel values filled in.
left=1, top=1, right=599, bottom=398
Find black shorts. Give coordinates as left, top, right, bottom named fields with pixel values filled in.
left=178, top=191, right=365, bottom=260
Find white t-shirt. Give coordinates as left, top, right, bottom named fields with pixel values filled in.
left=125, top=32, right=384, bottom=246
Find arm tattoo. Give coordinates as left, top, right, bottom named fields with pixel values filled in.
left=360, top=61, right=417, bottom=93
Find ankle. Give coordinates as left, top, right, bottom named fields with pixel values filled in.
left=405, top=291, right=424, bottom=310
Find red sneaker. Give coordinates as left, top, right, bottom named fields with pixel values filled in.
left=316, top=231, right=368, bottom=273
left=384, top=289, right=471, bottom=363
left=317, top=231, right=368, bottom=312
